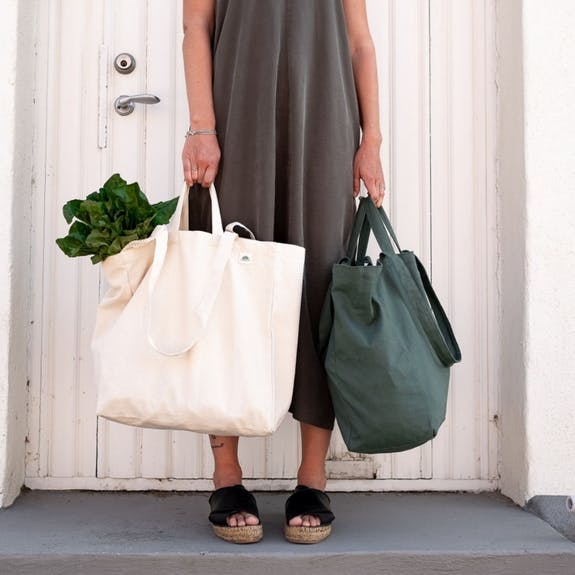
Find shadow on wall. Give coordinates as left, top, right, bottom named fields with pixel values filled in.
left=495, top=0, right=528, bottom=506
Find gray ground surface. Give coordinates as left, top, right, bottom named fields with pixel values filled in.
left=1, top=489, right=574, bottom=574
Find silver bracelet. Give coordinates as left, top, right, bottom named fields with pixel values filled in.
left=185, top=127, right=217, bottom=138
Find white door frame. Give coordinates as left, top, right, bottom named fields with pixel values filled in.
left=2, top=0, right=506, bottom=506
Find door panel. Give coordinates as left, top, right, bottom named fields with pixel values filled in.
left=27, top=0, right=498, bottom=490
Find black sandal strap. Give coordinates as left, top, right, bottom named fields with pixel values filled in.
left=285, top=484, right=335, bottom=525
left=208, top=484, right=260, bottom=527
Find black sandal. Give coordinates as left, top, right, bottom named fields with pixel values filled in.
left=284, top=484, right=335, bottom=544
left=208, top=484, right=263, bottom=544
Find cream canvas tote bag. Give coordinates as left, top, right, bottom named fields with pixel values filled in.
left=93, top=181, right=306, bottom=436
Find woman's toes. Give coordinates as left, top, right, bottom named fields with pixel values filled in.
left=304, top=515, right=313, bottom=527
left=289, top=514, right=321, bottom=527
left=227, top=512, right=244, bottom=527
left=307, top=514, right=321, bottom=527
left=243, top=512, right=260, bottom=525
left=226, top=512, right=259, bottom=527
left=288, top=514, right=303, bottom=526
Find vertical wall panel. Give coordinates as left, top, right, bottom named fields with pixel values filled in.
left=429, top=0, right=499, bottom=480
left=138, top=0, right=178, bottom=481
left=28, top=0, right=103, bottom=479
left=26, top=0, right=49, bottom=480
left=95, top=0, right=149, bottom=480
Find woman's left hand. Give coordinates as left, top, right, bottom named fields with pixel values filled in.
left=352, top=138, right=386, bottom=208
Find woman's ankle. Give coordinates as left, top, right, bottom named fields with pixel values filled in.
left=212, top=461, right=243, bottom=489
left=296, top=465, right=327, bottom=490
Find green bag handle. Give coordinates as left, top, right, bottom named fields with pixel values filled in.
left=408, top=252, right=462, bottom=365
left=361, top=197, right=402, bottom=257
left=345, top=198, right=369, bottom=261
left=357, top=214, right=374, bottom=261
left=346, top=198, right=395, bottom=261
left=362, top=198, right=461, bottom=366
left=347, top=197, right=403, bottom=263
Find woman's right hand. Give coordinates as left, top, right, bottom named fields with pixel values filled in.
left=182, top=133, right=221, bottom=188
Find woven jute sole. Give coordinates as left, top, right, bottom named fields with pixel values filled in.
left=284, top=524, right=332, bottom=544
left=212, top=524, right=263, bottom=544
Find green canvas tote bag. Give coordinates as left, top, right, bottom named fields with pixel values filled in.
left=318, top=196, right=462, bottom=454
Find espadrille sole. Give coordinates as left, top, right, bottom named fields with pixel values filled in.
left=208, top=484, right=263, bottom=544
left=283, top=484, right=335, bottom=544
left=212, top=523, right=263, bottom=544
left=283, top=524, right=332, bottom=544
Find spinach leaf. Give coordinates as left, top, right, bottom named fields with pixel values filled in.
left=55, top=173, right=178, bottom=264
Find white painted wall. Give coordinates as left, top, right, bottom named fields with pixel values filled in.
left=0, top=0, right=37, bottom=507
left=521, top=0, right=575, bottom=500
left=498, top=0, right=575, bottom=504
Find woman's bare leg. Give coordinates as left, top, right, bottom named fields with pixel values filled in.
left=289, top=422, right=332, bottom=527
left=210, top=434, right=259, bottom=526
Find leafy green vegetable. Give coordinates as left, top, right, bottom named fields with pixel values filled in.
left=55, top=173, right=178, bottom=264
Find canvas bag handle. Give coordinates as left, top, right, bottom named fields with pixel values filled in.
left=169, top=181, right=224, bottom=235
left=146, top=181, right=237, bottom=357
left=346, top=197, right=401, bottom=262
left=361, top=197, right=461, bottom=366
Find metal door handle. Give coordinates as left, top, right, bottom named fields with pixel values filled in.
left=114, top=93, right=160, bottom=116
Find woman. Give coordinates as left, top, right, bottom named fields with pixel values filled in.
left=181, top=0, right=385, bottom=544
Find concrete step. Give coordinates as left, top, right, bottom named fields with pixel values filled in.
left=1, top=489, right=574, bottom=574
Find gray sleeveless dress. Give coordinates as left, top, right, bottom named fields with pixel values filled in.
left=189, top=0, right=361, bottom=430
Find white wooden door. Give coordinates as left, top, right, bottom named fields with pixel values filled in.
left=26, top=0, right=499, bottom=492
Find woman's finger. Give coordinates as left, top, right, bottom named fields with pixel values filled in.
left=182, top=156, right=193, bottom=186
left=183, top=151, right=200, bottom=185
left=202, top=164, right=217, bottom=188
left=376, top=180, right=385, bottom=204
left=195, top=163, right=208, bottom=186
left=365, top=178, right=381, bottom=208
left=353, top=163, right=360, bottom=198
